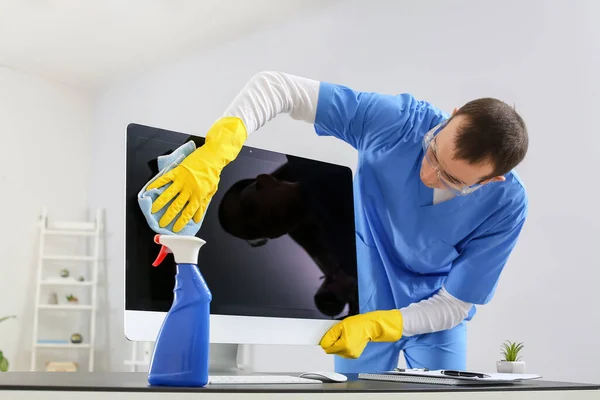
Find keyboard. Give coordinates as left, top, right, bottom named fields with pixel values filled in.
left=208, top=375, right=322, bottom=384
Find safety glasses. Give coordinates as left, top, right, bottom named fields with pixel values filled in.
left=422, top=122, right=483, bottom=196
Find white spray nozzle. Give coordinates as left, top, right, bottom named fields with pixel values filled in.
left=152, top=234, right=206, bottom=266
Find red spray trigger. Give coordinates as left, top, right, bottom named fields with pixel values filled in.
left=152, top=234, right=171, bottom=267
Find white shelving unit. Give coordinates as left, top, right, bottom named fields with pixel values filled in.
left=30, top=207, right=104, bottom=372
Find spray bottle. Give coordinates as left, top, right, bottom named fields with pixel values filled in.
left=147, top=234, right=211, bottom=387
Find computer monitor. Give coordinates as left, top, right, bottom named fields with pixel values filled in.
left=124, top=123, right=358, bottom=361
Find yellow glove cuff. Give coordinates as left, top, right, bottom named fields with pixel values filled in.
left=371, top=309, right=403, bottom=342
left=203, top=116, right=248, bottom=165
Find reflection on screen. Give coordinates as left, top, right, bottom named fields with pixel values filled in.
left=126, top=124, right=358, bottom=320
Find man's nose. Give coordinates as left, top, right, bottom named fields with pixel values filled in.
left=422, top=163, right=438, bottom=181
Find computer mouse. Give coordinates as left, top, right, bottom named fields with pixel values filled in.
left=300, top=371, right=348, bottom=383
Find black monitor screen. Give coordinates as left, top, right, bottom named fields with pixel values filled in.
left=125, top=123, right=358, bottom=320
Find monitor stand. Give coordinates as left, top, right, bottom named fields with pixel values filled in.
left=209, top=343, right=254, bottom=375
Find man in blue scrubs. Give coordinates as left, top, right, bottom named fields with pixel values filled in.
left=148, top=71, right=529, bottom=373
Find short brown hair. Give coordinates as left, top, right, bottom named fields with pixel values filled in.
left=452, top=98, right=528, bottom=180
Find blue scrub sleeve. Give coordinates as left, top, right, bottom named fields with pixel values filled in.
left=444, top=209, right=527, bottom=305
left=313, top=82, right=447, bottom=151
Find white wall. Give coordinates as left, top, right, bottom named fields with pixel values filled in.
left=91, top=0, right=600, bottom=382
left=0, top=67, right=92, bottom=370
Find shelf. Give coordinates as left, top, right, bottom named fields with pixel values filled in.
left=36, top=343, right=90, bottom=349
left=38, top=304, right=93, bottom=311
left=42, top=255, right=95, bottom=262
left=49, top=221, right=96, bottom=231
left=40, top=280, right=94, bottom=286
left=45, top=229, right=96, bottom=237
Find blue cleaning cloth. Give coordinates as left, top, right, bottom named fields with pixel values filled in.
left=137, top=140, right=208, bottom=236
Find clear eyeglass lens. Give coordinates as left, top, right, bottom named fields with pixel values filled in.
left=422, top=124, right=480, bottom=196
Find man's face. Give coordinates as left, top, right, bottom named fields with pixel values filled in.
left=420, top=113, right=503, bottom=192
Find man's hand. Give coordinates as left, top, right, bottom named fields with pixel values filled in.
left=148, top=117, right=247, bottom=232
left=148, top=145, right=219, bottom=232
left=319, top=309, right=403, bottom=359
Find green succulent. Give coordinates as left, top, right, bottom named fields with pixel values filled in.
left=0, top=351, right=7, bottom=372
left=0, top=316, right=16, bottom=372
left=501, top=340, right=524, bottom=362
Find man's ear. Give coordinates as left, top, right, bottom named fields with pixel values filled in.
left=451, top=107, right=459, bottom=116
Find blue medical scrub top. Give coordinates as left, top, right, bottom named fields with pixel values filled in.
left=313, top=82, right=528, bottom=319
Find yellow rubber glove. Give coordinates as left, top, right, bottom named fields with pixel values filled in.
left=319, top=310, right=403, bottom=359
left=147, top=116, right=247, bottom=232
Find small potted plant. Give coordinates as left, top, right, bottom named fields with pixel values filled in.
left=66, top=294, right=79, bottom=305
left=0, top=315, right=16, bottom=372
left=497, top=340, right=525, bottom=373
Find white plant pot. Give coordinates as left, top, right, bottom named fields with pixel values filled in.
left=497, top=360, right=526, bottom=374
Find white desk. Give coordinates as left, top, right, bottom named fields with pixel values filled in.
left=0, top=372, right=599, bottom=399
